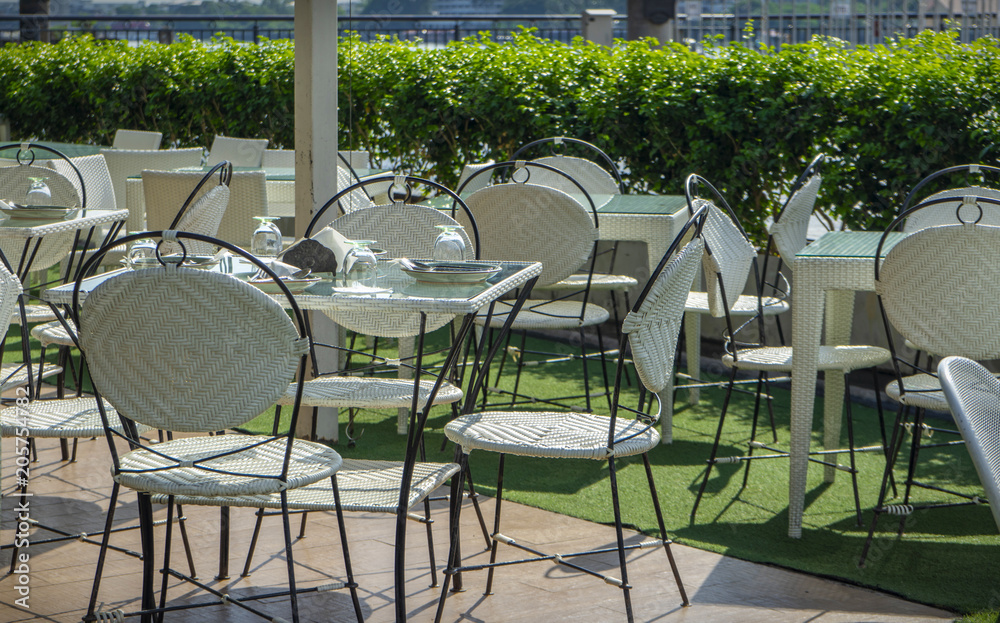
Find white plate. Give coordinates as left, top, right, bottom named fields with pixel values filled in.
left=1, top=205, right=79, bottom=221
left=400, top=261, right=501, bottom=284
left=249, top=276, right=322, bottom=294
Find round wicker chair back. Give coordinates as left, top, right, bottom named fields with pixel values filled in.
left=530, top=155, right=620, bottom=200
left=325, top=203, right=472, bottom=337
left=78, top=265, right=307, bottom=432
left=938, top=356, right=1000, bottom=532
left=623, top=234, right=704, bottom=393
left=876, top=220, right=1000, bottom=360
left=903, top=186, right=1000, bottom=232
left=462, top=182, right=597, bottom=287
left=0, top=164, right=80, bottom=208
left=767, top=173, right=822, bottom=270
left=158, top=163, right=233, bottom=256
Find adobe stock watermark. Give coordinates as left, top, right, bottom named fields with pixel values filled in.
left=10, top=385, right=33, bottom=609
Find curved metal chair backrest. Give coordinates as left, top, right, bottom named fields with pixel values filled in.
left=902, top=186, right=1000, bottom=232
left=458, top=160, right=597, bottom=288
left=529, top=156, right=620, bottom=201
left=74, top=230, right=310, bottom=436
left=685, top=174, right=758, bottom=319
left=0, top=142, right=84, bottom=208
left=456, top=160, right=495, bottom=195
left=306, top=174, right=480, bottom=251
left=206, top=135, right=268, bottom=168
left=156, top=162, right=233, bottom=255
left=902, top=164, right=1000, bottom=213
left=623, top=206, right=707, bottom=397
left=938, top=356, right=1000, bottom=533
left=875, top=194, right=1000, bottom=361
left=767, top=153, right=825, bottom=270
left=335, top=156, right=375, bottom=214
left=511, top=136, right=624, bottom=194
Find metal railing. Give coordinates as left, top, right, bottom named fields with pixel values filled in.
left=1, top=11, right=997, bottom=49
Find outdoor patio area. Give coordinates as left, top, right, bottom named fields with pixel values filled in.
left=0, top=430, right=956, bottom=622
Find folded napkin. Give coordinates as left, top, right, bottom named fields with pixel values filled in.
left=280, top=226, right=354, bottom=274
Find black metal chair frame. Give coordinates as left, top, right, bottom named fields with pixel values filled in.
left=432, top=206, right=706, bottom=623
left=455, top=159, right=617, bottom=413
left=858, top=194, right=1000, bottom=567
left=687, top=173, right=884, bottom=526
left=70, top=231, right=363, bottom=623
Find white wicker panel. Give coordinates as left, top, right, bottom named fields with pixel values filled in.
left=685, top=291, right=788, bottom=316
left=531, top=156, right=619, bottom=197
left=463, top=183, right=596, bottom=287
left=112, top=129, right=163, bottom=150
left=160, top=185, right=230, bottom=256
left=206, top=136, right=267, bottom=168
left=768, top=174, right=821, bottom=269
left=0, top=164, right=80, bottom=207
left=457, top=161, right=494, bottom=194
left=622, top=237, right=703, bottom=393
left=475, top=299, right=610, bottom=330
left=885, top=373, right=949, bottom=410
left=52, top=155, right=116, bottom=211
left=79, top=267, right=308, bottom=432
left=101, top=148, right=204, bottom=233
left=876, top=223, right=1000, bottom=359
left=701, top=202, right=757, bottom=318
left=143, top=169, right=267, bottom=248
left=336, top=166, right=376, bottom=214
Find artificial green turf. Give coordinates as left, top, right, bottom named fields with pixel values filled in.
left=108, top=325, right=1000, bottom=617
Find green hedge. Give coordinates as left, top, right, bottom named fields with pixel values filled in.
left=0, top=30, right=997, bottom=241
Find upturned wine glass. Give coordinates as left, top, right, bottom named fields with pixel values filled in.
left=250, top=216, right=283, bottom=258
left=433, top=224, right=466, bottom=262
left=342, top=239, right=378, bottom=288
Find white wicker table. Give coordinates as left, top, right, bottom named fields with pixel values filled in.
left=787, top=230, right=904, bottom=538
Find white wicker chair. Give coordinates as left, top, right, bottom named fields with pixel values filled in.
left=206, top=135, right=268, bottom=168
left=74, top=231, right=362, bottom=623
left=100, top=147, right=204, bottom=234
left=111, top=129, right=162, bottom=150
left=142, top=167, right=267, bottom=249
left=858, top=193, right=1000, bottom=566
left=456, top=160, right=616, bottom=412
left=677, top=156, right=824, bottom=415
left=938, top=356, right=1000, bottom=533
left=688, top=174, right=891, bottom=525
left=434, top=209, right=703, bottom=623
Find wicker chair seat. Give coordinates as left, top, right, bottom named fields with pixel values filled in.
left=10, top=304, right=58, bottom=325
left=154, top=458, right=460, bottom=514
left=278, top=376, right=463, bottom=408
left=885, top=373, right=950, bottom=410
left=0, top=362, right=61, bottom=392
left=0, top=397, right=149, bottom=438
left=445, top=410, right=660, bottom=460
left=115, top=434, right=342, bottom=498
left=475, top=299, right=610, bottom=330
left=30, top=319, right=75, bottom=348
left=684, top=291, right=788, bottom=316
left=541, top=273, right=639, bottom=291
left=722, top=344, right=891, bottom=373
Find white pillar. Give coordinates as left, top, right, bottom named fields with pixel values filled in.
left=582, top=9, right=618, bottom=46
left=295, top=0, right=340, bottom=441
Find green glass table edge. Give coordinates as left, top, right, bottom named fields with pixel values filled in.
left=796, top=231, right=906, bottom=258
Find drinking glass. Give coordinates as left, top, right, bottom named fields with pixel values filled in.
left=250, top=216, right=283, bottom=258
left=433, top=225, right=466, bottom=262
left=126, top=238, right=158, bottom=268
left=25, top=177, right=51, bottom=205
left=342, top=239, right=378, bottom=288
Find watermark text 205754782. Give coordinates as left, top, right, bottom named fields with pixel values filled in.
left=11, top=385, right=33, bottom=609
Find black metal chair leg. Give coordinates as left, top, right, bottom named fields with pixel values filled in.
left=608, top=454, right=635, bottom=623
left=642, top=454, right=689, bottom=606
left=85, top=482, right=121, bottom=621
left=691, top=368, right=740, bottom=523
left=483, top=453, right=506, bottom=596
left=241, top=508, right=266, bottom=577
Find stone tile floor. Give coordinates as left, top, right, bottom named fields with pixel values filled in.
left=0, top=434, right=956, bottom=622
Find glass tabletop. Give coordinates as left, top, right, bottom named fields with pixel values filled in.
left=797, top=231, right=906, bottom=258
